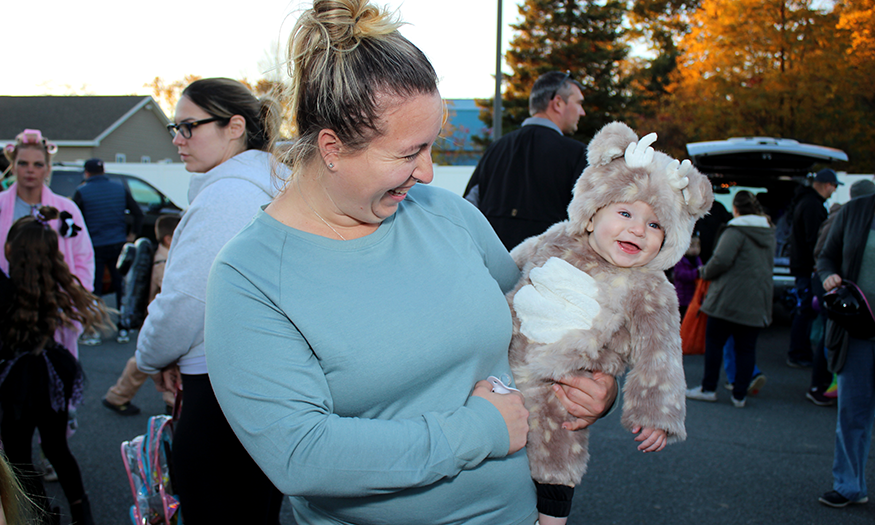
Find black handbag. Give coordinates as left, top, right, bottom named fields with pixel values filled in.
left=824, top=319, right=850, bottom=374
left=822, top=280, right=875, bottom=340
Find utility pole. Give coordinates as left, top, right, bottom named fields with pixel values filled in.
left=492, top=0, right=503, bottom=140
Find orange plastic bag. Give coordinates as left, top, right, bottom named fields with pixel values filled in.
left=681, top=279, right=710, bottom=355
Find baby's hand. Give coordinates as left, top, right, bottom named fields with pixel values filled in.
left=632, top=426, right=667, bottom=453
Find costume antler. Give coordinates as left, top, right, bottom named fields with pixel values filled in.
left=665, top=159, right=693, bottom=205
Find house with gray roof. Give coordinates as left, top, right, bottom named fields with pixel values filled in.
left=0, top=96, right=177, bottom=166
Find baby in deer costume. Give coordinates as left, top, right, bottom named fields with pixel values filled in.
left=506, top=122, right=714, bottom=524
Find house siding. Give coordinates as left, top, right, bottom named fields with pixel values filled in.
left=95, top=106, right=177, bottom=163
left=54, top=147, right=96, bottom=163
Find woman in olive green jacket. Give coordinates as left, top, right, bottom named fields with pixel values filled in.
left=687, top=191, right=776, bottom=407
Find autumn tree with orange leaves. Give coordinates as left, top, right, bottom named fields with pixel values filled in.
left=640, top=0, right=874, bottom=171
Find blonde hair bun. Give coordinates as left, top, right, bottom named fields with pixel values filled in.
left=309, top=0, right=400, bottom=51
left=283, top=0, right=437, bottom=170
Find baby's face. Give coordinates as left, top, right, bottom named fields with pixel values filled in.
left=586, top=201, right=664, bottom=268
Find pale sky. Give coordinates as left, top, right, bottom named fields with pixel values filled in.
left=5, top=0, right=522, bottom=101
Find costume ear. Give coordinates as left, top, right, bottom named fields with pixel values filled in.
left=586, top=121, right=638, bottom=167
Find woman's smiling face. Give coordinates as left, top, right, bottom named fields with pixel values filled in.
left=327, top=91, right=444, bottom=225
left=587, top=201, right=664, bottom=268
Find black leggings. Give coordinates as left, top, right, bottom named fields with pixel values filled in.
left=1, top=402, right=86, bottom=519
left=173, top=373, right=284, bottom=525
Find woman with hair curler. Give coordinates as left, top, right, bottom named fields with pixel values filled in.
left=1, top=129, right=94, bottom=357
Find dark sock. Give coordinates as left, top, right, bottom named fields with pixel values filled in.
left=535, top=481, right=575, bottom=518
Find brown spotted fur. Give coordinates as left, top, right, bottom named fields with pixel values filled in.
left=507, top=122, right=714, bottom=486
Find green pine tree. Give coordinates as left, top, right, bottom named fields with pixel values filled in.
left=476, top=0, right=631, bottom=147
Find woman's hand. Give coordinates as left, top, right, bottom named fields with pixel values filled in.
left=472, top=380, right=529, bottom=455
left=152, top=363, right=182, bottom=393
left=552, top=371, right=618, bottom=431
left=823, top=273, right=842, bottom=292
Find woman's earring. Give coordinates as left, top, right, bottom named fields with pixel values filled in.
left=328, top=163, right=335, bottom=169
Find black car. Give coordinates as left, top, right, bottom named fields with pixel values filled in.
left=48, top=167, right=183, bottom=244
left=686, top=137, right=849, bottom=321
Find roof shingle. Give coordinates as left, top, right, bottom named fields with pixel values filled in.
left=0, top=96, right=149, bottom=142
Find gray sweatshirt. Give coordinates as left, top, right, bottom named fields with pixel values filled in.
left=136, top=149, right=285, bottom=375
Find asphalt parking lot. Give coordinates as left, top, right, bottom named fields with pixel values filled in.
left=44, top=322, right=873, bottom=525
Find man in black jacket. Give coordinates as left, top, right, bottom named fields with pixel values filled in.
left=463, top=71, right=588, bottom=251
left=787, top=168, right=841, bottom=367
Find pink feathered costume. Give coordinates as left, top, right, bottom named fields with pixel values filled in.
left=0, top=182, right=95, bottom=357
left=507, top=122, right=714, bottom=488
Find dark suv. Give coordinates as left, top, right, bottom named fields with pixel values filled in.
left=686, top=137, right=848, bottom=320
left=48, top=167, right=183, bottom=243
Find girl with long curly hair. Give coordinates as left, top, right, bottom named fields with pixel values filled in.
left=0, top=206, right=111, bottom=525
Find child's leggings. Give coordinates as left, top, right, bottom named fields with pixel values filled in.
left=1, top=401, right=87, bottom=515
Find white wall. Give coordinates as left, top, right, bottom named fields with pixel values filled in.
left=429, top=165, right=475, bottom=197
left=831, top=173, right=875, bottom=206
left=101, top=163, right=476, bottom=209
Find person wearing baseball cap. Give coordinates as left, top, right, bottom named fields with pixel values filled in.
left=813, top=168, right=844, bottom=187
left=83, top=158, right=104, bottom=175
left=787, top=168, right=843, bottom=368
left=72, top=158, right=143, bottom=345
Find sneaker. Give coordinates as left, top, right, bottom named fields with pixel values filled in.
left=102, top=398, right=141, bottom=416
left=748, top=373, right=767, bottom=395
left=116, top=329, right=130, bottom=344
left=40, top=452, right=59, bottom=482
left=806, top=389, right=836, bottom=407
left=818, top=490, right=868, bottom=508
left=43, top=464, right=58, bottom=482
left=80, top=334, right=102, bottom=346
left=724, top=373, right=767, bottom=395
left=786, top=357, right=812, bottom=368
left=731, top=396, right=746, bottom=408
left=685, top=386, right=717, bottom=402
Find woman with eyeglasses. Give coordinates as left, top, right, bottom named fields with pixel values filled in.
left=1, top=129, right=95, bottom=357
left=134, top=77, right=286, bottom=524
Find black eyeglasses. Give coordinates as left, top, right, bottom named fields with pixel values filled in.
left=550, top=71, right=574, bottom=100
left=167, top=117, right=228, bottom=139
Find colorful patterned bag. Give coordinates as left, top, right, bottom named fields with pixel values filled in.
left=121, top=414, right=182, bottom=524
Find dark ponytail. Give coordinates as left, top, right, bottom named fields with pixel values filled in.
left=181, top=78, right=281, bottom=152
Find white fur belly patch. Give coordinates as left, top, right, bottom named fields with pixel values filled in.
left=513, top=257, right=600, bottom=344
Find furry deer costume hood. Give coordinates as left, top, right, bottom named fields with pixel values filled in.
left=567, top=121, right=713, bottom=270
